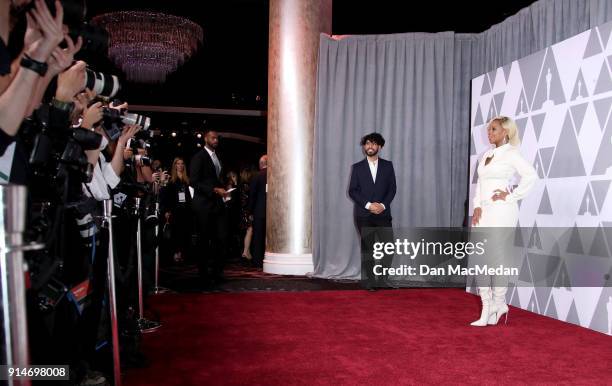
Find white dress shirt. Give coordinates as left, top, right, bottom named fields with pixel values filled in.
left=82, top=154, right=121, bottom=201
left=368, top=158, right=378, bottom=183
left=365, top=157, right=385, bottom=211
left=204, top=146, right=221, bottom=177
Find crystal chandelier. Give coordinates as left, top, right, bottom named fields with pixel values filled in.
left=92, top=11, right=203, bottom=83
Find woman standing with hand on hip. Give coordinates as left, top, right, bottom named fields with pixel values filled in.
left=470, top=116, right=537, bottom=326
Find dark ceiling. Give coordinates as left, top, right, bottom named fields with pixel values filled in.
left=83, top=0, right=539, bottom=110
left=79, top=0, right=538, bottom=168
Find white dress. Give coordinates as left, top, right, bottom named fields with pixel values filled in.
left=473, top=143, right=537, bottom=227
left=472, top=144, right=538, bottom=287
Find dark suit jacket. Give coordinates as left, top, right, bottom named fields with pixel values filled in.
left=249, top=168, right=267, bottom=219
left=348, top=158, right=396, bottom=219
left=189, top=148, right=224, bottom=212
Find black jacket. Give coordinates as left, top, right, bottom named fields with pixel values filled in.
left=348, top=158, right=397, bottom=219
left=189, top=148, right=224, bottom=211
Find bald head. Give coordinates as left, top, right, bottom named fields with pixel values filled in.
left=259, top=155, right=268, bottom=170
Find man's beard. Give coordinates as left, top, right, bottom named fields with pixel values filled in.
left=366, top=149, right=378, bottom=156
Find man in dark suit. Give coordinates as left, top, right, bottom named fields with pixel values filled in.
left=190, top=129, right=230, bottom=287
left=349, top=133, right=397, bottom=290
left=249, top=155, right=267, bottom=268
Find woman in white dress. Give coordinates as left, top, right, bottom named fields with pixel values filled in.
left=470, top=116, right=537, bottom=326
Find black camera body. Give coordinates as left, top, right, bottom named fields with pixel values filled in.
left=25, top=104, right=99, bottom=185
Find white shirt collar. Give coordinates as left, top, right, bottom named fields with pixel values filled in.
left=204, top=146, right=216, bottom=157
left=486, top=143, right=512, bottom=157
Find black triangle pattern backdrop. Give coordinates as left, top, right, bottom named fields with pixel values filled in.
left=468, top=21, right=612, bottom=336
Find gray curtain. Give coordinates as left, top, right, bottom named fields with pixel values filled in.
left=312, top=0, right=612, bottom=279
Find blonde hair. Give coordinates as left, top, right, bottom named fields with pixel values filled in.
left=240, top=167, right=254, bottom=185
left=489, top=116, right=520, bottom=146
left=171, top=157, right=189, bottom=184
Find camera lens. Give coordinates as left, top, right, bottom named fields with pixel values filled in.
left=122, top=113, right=151, bottom=131
left=84, top=69, right=120, bottom=98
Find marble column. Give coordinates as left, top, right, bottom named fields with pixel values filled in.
left=264, top=0, right=332, bottom=274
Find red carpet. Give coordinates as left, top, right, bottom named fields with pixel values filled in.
left=124, top=289, right=612, bottom=385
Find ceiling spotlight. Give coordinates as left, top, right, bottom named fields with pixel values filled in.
left=171, top=132, right=177, bottom=137
left=197, top=133, right=202, bottom=138
left=197, top=143, right=202, bottom=147
left=177, top=142, right=182, bottom=147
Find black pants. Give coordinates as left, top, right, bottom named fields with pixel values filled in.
left=251, top=217, right=266, bottom=267
left=355, top=215, right=393, bottom=287
left=170, top=206, right=193, bottom=256
left=194, top=204, right=229, bottom=284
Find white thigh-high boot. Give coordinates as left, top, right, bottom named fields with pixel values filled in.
left=488, top=286, right=509, bottom=325
left=471, top=287, right=493, bottom=326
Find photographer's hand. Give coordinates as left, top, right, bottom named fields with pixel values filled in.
left=110, top=100, right=128, bottom=111
left=213, top=187, right=228, bottom=198
left=112, top=124, right=141, bottom=176
left=71, top=91, right=89, bottom=123
left=47, top=34, right=82, bottom=77
left=81, top=101, right=103, bottom=129
left=123, top=147, right=133, bottom=161
left=56, top=60, right=86, bottom=102
left=25, top=0, right=64, bottom=63
left=118, top=124, right=141, bottom=146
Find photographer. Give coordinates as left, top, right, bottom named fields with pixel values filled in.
left=81, top=100, right=141, bottom=200
left=0, top=0, right=64, bottom=157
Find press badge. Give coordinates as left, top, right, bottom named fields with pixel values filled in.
left=178, top=192, right=186, bottom=202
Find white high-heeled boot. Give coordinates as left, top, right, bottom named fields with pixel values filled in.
left=488, top=286, right=509, bottom=325
left=471, top=287, right=494, bottom=326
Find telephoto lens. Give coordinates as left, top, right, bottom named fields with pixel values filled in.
left=84, top=69, right=121, bottom=98
left=121, top=113, right=151, bottom=131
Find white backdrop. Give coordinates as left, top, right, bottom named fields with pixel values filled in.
left=469, top=21, right=612, bottom=335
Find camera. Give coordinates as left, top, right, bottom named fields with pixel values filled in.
left=85, top=68, right=121, bottom=98
left=127, top=138, right=151, bottom=152
left=24, top=105, right=99, bottom=184
left=135, top=155, right=152, bottom=167
left=59, top=139, right=95, bottom=183
left=124, top=139, right=153, bottom=170
left=102, top=107, right=151, bottom=132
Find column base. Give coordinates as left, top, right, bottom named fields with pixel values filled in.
left=263, top=252, right=314, bottom=275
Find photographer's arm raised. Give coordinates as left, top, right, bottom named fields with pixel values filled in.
left=0, top=0, right=63, bottom=136
left=135, top=148, right=153, bottom=183
left=112, top=124, right=140, bottom=176
left=26, top=35, right=82, bottom=116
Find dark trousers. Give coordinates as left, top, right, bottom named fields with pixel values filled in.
left=355, top=215, right=393, bottom=287
left=170, top=206, right=193, bottom=256
left=194, top=203, right=229, bottom=284
left=251, top=217, right=266, bottom=267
